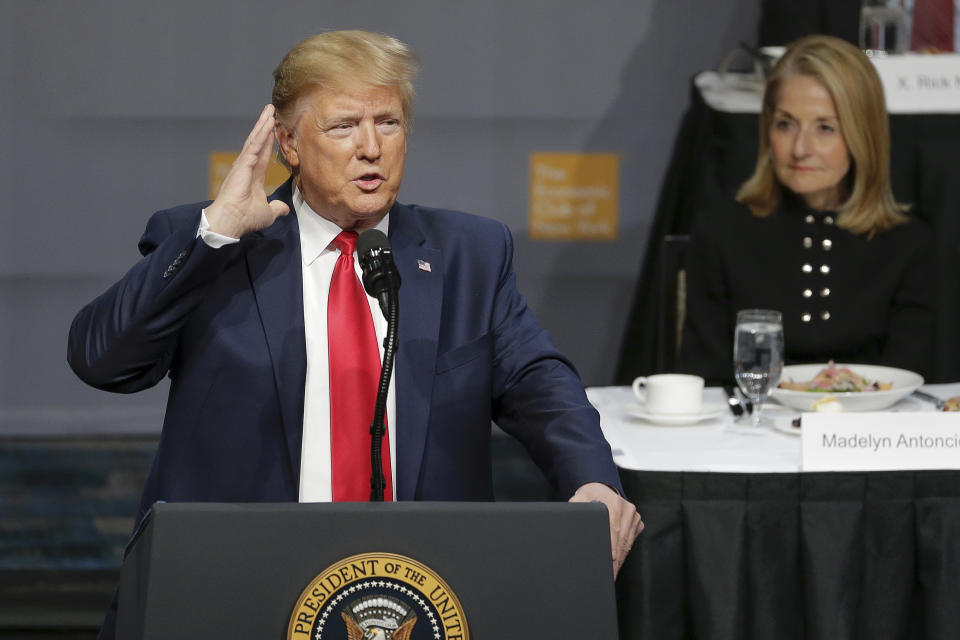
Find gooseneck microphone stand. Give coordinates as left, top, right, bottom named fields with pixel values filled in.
left=357, top=229, right=401, bottom=502
left=370, top=291, right=398, bottom=501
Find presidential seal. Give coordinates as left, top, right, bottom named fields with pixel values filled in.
left=288, top=552, right=469, bottom=640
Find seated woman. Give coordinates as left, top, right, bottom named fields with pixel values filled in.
left=680, top=35, right=936, bottom=383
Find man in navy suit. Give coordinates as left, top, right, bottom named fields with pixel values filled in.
left=69, top=31, right=641, bottom=594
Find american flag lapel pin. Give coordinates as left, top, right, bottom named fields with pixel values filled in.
left=417, top=259, right=432, bottom=273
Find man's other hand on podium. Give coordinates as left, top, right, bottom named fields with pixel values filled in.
left=569, top=482, right=643, bottom=577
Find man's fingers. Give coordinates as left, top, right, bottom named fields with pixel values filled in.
left=242, top=104, right=275, bottom=153
left=623, top=502, right=641, bottom=539
left=252, top=115, right=280, bottom=179
left=615, top=509, right=642, bottom=577
left=235, top=105, right=277, bottom=172
left=270, top=200, right=291, bottom=218
left=241, top=106, right=279, bottom=178
left=610, top=526, right=618, bottom=562
left=610, top=498, right=642, bottom=575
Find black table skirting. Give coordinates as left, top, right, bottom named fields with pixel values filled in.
left=616, top=469, right=960, bottom=639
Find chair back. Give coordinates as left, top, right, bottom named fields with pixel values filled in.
left=656, top=234, right=690, bottom=372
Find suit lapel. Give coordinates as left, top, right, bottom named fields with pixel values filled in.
left=245, top=180, right=307, bottom=490
left=389, top=204, right=442, bottom=500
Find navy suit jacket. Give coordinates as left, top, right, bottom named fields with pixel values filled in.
left=69, top=179, right=621, bottom=517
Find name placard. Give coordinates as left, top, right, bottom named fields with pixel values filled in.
left=802, top=412, right=960, bottom=471
left=872, top=54, right=960, bottom=113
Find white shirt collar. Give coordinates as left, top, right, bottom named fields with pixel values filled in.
left=294, top=186, right=391, bottom=266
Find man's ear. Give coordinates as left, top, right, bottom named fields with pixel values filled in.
left=275, top=123, right=299, bottom=169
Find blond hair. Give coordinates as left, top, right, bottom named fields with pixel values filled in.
left=272, top=30, right=420, bottom=130
left=736, top=35, right=907, bottom=234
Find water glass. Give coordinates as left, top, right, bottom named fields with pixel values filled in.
left=860, top=0, right=909, bottom=56
left=733, top=309, right=784, bottom=427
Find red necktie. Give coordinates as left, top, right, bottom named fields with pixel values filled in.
left=911, top=0, right=955, bottom=52
left=328, top=231, right=393, bottom=501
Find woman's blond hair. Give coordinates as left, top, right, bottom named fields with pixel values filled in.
left=271, top=30, right=420, bottom=131
left=736, top=35, right=907, bottom=234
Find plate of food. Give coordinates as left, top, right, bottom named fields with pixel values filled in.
left=771, top=361, right=923, bottom=412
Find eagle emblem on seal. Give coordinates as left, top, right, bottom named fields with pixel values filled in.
left=341, top=595, right=417, bottom=640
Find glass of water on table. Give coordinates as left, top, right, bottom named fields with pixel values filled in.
left=733, top=309, right=784, bottom=427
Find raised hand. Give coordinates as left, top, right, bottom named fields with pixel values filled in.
left=205, top=104, right=291, bottom=238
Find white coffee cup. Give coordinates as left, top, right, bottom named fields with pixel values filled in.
left=632, top=374, right=704, bottom=415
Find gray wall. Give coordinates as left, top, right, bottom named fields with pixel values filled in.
left=1, top=0, right=759, bottom=435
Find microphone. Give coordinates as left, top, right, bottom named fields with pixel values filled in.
left=357, top=229, right=401, bottom=315
left=356, top=229, right=400, bottom=501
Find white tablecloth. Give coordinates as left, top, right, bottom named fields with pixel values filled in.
left=586, top=383, right=960, bottom=473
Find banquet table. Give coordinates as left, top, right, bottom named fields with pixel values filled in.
left=588, top=384, right=960, bottom=640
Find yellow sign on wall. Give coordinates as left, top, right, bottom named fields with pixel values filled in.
left=528, top=153, right=619, bottom=240
left=209, top=151, right=290, bottom=200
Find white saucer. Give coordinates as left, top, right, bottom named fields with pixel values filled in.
left=625, top=403, right=727, bottom=425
